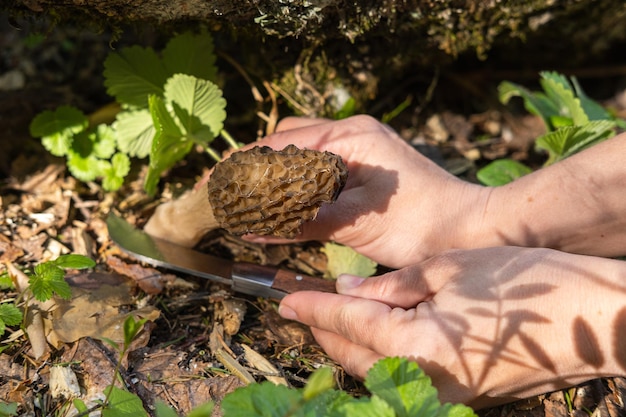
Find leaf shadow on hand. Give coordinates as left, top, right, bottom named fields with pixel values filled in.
left=405, top=249, right=626, bottom=408
left=495, top=216, right=626, bottom=259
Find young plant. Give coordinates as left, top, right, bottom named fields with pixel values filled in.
left=477, top=71, right=622, bottom=186
left=29, top=30, right=234, bottom=195
left=220, top=356, right=477, bottom=417
left=28, top=254, right=96, bottom=301
left=29, top=108, right=128, bottom=191
left=0, top=254, right=95, bottom=339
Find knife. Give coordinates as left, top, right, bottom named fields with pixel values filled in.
left=106, top=213, right=336, bottom=299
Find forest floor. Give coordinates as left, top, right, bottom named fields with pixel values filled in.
left=1, top=15, right=626, bottom=417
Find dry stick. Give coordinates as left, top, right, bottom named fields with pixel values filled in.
left=217, top=49, right=274, bottom=138
left=270, top=82, right=310, bottom=115
left=261, top=80, right=279, bottom=136
left=215, top=348, right=256, bottom=385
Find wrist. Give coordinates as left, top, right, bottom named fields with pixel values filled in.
left=446, top=181, right=502, bottom=252
left=476, top=171, right=559, bottom=250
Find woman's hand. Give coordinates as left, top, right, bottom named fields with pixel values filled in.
left=278, top=246, right=626, bottom=408
left=247, top=115, right=491, bottom=268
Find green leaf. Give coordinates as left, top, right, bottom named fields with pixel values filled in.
left=221, top=382, right=301, bottom=417
left=101, top=153, right=131, bottom=191
left=476, top=159, right=532, bottom=186
left=365, top=357, right=477, bottom=417
left=334, top=396, right=395, bottom=417
left=535, top=120, right=616, bottom=165
left=154, top=401, right=179, bottom=417
left=0, top=273, right=13, bottom=290
left=322, top=242, right=377, bottom=279
left=102, top=386, right=148, bottom=417
left=365, top=357, right=439, bottom=417
left=144, top=95, right=191, bottom=195
left=570, top=76, right=611, bottom=121
left=71, top=129, right=97, bottom=158
left=93, top=124, right=117, bottom=159
left=113, top=109, right=155, bottom=158
left=103, top=46, right=169, bottom=108
left=164, top=74, right=226, bottom=144
left=0, top=402, right=18, bottom=417
left=539, top=72, right=589, bottom=126
left=123, top=315, right=147, bottom=351
left=301, top=390, right=352, bottom=417
left=53, top=254, right=96, bottom=269
left=30, top=106, right=88, bottom=156
left=99, top=337, right=120, bottom=351
left=30, top=262, right=72, bottom=301
left=498, top=81, right=558, bottom=130
left=303, top=367, right=335, bottom=401
left=334, top=97, right=356, bottom=120
left=0, top=304, right=23, bottom=337
left=67, top=149, right=106, bottom=182
left=162, top=30, right=218, bottom=82
left=72, top=399, right=89, bottom=414
left=186, top=402, right=215, bottom=417
left=446, top=404, right=481, bottom=417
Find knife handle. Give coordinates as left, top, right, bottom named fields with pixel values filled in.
left=232, top=263, right=337, bottom=299
left=272, top=268, right=337, bottom=295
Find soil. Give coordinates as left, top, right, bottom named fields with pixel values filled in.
left=1, top=15, right=626, bottom=417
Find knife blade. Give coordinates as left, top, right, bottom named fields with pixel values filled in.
left=106, top=213, right=336, bottom=299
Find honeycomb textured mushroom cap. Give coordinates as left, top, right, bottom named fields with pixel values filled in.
left=208, top=145, right=348, bottom=238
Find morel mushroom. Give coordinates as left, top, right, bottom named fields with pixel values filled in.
left=144, top=145, right=348, bottom=247
left=208, top=145, right=348, bottom=238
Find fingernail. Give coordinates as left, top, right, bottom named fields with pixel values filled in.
left=337, top=274, right=366, bottom=292
left=278, top=304, right=298, bottom=320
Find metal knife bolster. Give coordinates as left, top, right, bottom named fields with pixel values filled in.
left=231, top=263, right=337, bottom=299
left=231, top=263, right=288, bottom=299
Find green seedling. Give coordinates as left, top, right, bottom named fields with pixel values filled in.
left=477, top=71, right=622, bottom=186
left=0, top=254, right=95, bottom=339
left=0, top=255, right=95, bottom=415
left=98, top=316, right=149, bottom=414
left=30, top=30, right=234, bottom=195
left=29, top=254, right=96, bottom=302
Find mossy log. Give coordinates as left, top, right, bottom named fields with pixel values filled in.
left=6, top=1, right=626, bottom=56
left=5, top=0, right=626, bottom=116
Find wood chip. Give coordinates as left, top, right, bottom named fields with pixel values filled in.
left=241, top=344, right=287, bottom=386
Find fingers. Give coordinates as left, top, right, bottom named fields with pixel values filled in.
left=335, top=256, right=457, bottom=308
left=274, top=117, right=329, bottom=132
left=258, top=114, right=388, bottom=159
left=278, top=291, right=420, bottom=356
left=309, top=327, right=383, bottom=379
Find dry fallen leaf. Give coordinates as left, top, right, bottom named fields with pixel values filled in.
left=49, top=365, right=81, bottom=400
left=106, top=255, right=176, bottom=295
left=51, top=274, right=160, bottom=345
